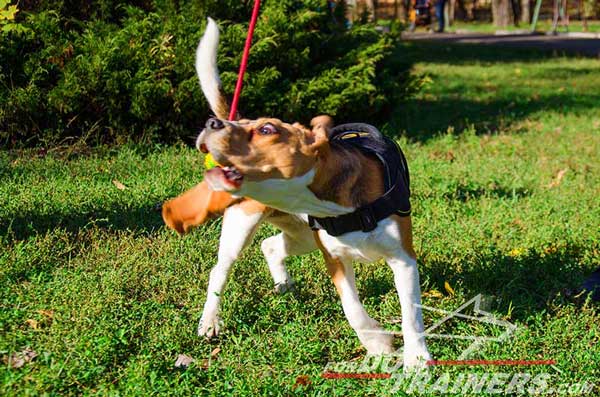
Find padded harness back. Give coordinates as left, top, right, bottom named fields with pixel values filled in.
left=308, top=123, right=411, bottom=237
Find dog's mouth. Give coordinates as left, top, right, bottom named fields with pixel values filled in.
left=205, top=165, right=244, bottom=191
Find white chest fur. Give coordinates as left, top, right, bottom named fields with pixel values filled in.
left=238, top=169, right=353, bottom=218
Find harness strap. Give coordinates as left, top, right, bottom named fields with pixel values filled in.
left=307, top=123, right=411, bottom=237
left=308, top=173, right=410, bottom=236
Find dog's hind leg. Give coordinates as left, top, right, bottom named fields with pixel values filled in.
left=314, top=232, right=394, bottom=355
left=261, top=214, right=317, bottom=293
left=198, top=202, right=270, bottom=338
left=385, top=216, right=431, bottom=368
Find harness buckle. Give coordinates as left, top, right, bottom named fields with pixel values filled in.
left=358, top=206, right=377, bottom=232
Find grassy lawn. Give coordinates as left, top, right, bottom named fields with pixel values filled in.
left=1, top=43, right=599, bottom=395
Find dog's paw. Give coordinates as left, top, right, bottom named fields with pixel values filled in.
left=403, top=349, right=432, bottom=371
left=274, top=279, right=296, bottom=294
left=362, top=330, right=395, bottom=355
left=197, top=315, right=222, bottom=338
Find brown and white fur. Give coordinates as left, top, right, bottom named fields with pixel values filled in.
left=163, top=18, right=430, bottom=367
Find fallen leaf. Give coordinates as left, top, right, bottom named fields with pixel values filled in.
left=548, top=168, right=568, bottom=188
left=543, top=245, right=559, bottom=255
left=5, top=348, right=38, bottom=369
left=112, top=179, right=127, bottom=190
left=210, top=347, right=221, bottom=357
left=509, top=247, right=526, bottom=257
left=294, top=375, right=311, bottom=389
left=174, top=354, right=194, bottom=369
left=37, top=309, right=54, bottom=319
left=444, top=281, right=455, bottom=296
left=25, top=319, right=39, bottom=329
left=198, top=358, right=210, bottom=370
left=422, top=289, right=443, bottom=298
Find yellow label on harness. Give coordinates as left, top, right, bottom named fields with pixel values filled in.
left=340, top=132, right=371, bottom=139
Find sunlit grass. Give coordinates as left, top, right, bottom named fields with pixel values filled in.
left=1, top=43, right=599, bottom=395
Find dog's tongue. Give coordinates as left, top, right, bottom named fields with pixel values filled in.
left=205, top=166, right=243, bottom=190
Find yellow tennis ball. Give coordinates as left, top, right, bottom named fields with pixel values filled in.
left=204, top=153, right=220, bottom=169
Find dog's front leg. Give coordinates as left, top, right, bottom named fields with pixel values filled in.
left=198, top=203, right=269, bottom=338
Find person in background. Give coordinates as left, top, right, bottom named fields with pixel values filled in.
left=408, top=0, right=432, bottom=32
left=434, top=0, right=446, bottom=32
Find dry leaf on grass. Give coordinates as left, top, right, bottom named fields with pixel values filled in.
left=422, top=290, right=443, bottom=298
left=210, top=347, right=221, bottom=357
left=294, top=375, right=311, bottom=388
left=548, top=168, right=568, bottom=188
left=174, top=354, right=194, bottom=369
left=112, top=179, right=127, bottom=190
left=25, top=319, right=39, bottom=329
left=5, top=348, right=38, bottom=369
left=37, top=309, right=54, bottom=319
left=444, top=281, right=455, bottom=296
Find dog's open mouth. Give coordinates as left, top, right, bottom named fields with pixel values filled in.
left=205, top=165, right=244, bottom=191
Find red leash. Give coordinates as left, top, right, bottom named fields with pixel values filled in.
left=228, top=0, right=261, bottom=121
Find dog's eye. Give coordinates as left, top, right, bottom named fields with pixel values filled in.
left=258, top=123, right=278, bottom=135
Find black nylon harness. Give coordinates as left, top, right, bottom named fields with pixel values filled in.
left=308, top=123, right=411, bottom=237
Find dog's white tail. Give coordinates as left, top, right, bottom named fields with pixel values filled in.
left=196, top=18, right=231, bottom=120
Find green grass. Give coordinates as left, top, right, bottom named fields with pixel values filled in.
left=2, top=43, right=600, bottom=395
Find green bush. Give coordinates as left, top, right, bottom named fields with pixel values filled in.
left=0, top=0, right=417, bottom=147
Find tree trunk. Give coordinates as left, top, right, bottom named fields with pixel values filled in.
left=456, top=0, right=468, bottom=20
left=492, top=0, right=514, bottom=27
left=365, top=0, right=376, bottom=21
left=579, top=0, right=588, bottom=32
left=520, top=0, right=530, bottom=23
left=467, top=0, right=476, bottom=20
left=448, top=0, right=456, bottom=25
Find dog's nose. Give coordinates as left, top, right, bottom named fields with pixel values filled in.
left=206, top=117, right=224, bottom=130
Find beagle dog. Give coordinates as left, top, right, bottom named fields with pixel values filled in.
left=162, top=18, right=430, bottom=368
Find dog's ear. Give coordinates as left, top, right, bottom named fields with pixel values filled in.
left=310, top=115, right=334, bottom=134
left=307, top=115, right=333, bottom=156
left=162, top=181, right=237, bottom=234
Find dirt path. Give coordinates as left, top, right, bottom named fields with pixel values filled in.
left=403, top=32, right=600, bottom=57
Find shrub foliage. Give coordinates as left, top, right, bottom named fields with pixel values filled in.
left=0, top=0, right=415, bottom=147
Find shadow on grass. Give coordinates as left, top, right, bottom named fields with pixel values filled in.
left=417, top=181, right=532, bottom=202
left=377, top=42, right=600, bottom=141
left=0, top=202, right=167, bottom=241
left=423, top=243, right=596, bottom=321
left=399, top=40, right=598, bottom=65
left=356, top=243, right=592, bottom=326
left=392, top=93, right=600, bottom=142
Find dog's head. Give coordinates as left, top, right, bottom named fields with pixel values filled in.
left=198, top=116, right=333, bottom=193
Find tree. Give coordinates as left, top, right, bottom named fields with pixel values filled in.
left=492, top=0, right=515, bottom=26
left=521, top=0, right=531, bottom=23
